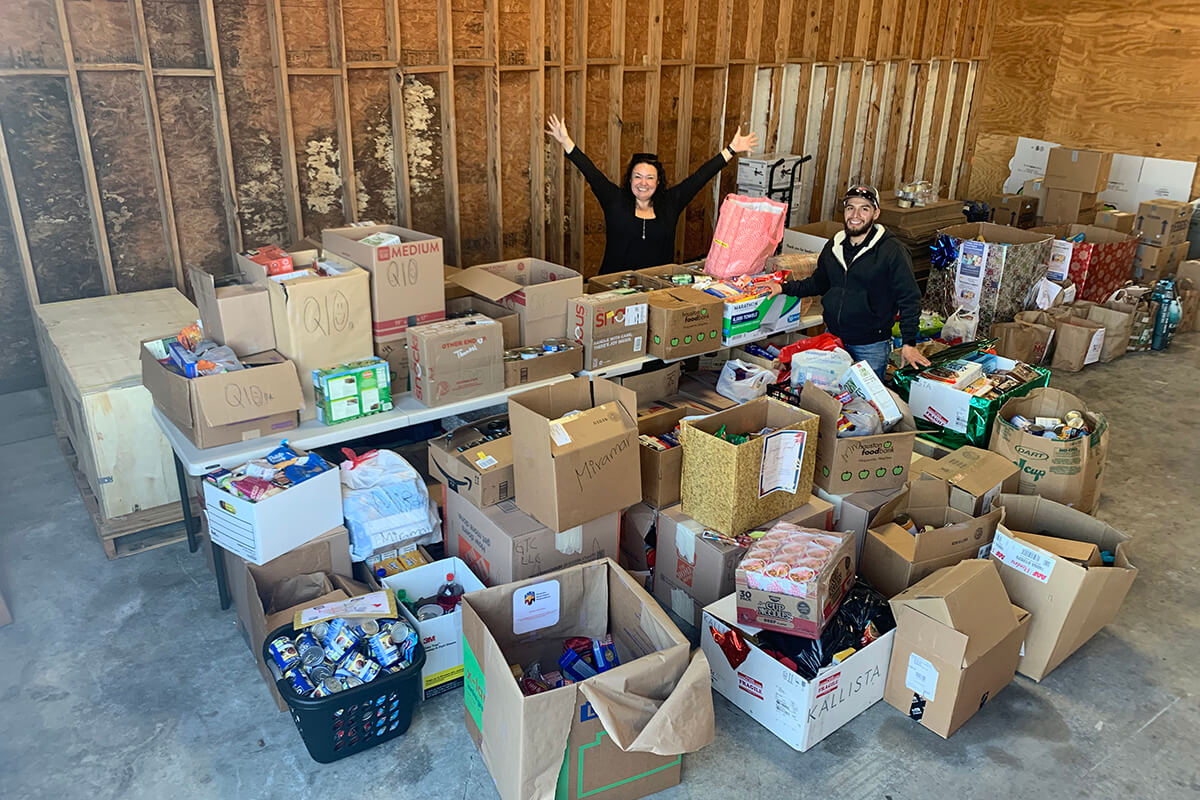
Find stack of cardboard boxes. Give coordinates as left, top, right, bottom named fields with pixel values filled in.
left=1040, top=147, right=1112, bottom=226
left=1131, top=198, right=1193, bottom=282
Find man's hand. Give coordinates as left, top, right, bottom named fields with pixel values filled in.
left=728, top=126, right=759, bottom=155
left=900, top=344, right=931, bottom=369
left=546, top=114, right=574, bottom=152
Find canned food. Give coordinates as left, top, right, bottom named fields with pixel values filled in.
left=312, top=676, right=343, bottom=698
left=893, top=513, right=919, bottom=536
left=1009, top=414, right=1031, bottom=430
left=295, top=631, right=325, bottom=666
left=416, top=603, right=444, bottom=621
left=354, top=619, right=380, bottom=638
left=285, top=666, right=316, bottom=695
left=267, top=636, right=301, bottom=672
left=307, top=662, right=335, bottom=682
left=324, top=620, right=361, bottom=662
left=366, top=632, right=401, bottom=667
left=336, top=651, right=381, bottom=683
left=310, top=621, right=331, bottom=642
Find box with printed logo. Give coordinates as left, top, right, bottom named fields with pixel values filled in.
left=407, top=314, right=505, bottom=407
left=702, top=593, right=894, bottom=751
left=570, top=290, right=649, bottom=369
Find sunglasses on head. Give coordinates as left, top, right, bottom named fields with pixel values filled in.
left=632, top=153, right=659, bottom=163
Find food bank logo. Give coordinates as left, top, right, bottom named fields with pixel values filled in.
left=523, top=590, right=536, bottom=606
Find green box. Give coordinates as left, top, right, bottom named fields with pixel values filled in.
left=313, top=357, right=393, bottom=425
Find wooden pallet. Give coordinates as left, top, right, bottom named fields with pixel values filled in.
left=54, top=426, right=196, bottom=560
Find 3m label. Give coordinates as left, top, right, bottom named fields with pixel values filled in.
left=991, top=530, right=1056, bottom=583
left=905, top=653, right=938, bottom=701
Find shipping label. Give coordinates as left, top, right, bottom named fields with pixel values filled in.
left=991, top=530, right=1056, bottom=583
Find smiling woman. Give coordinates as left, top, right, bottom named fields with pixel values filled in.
left=546, top=114, right=758, bottom=274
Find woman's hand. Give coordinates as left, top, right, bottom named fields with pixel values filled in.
left=728, top=126, right=759, bottom=155
left=546, top=114, right=575, bottom=152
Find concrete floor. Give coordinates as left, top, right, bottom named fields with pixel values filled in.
left=2, top=337, right=1199, bottom=800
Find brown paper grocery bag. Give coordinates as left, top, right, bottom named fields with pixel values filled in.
left=1011, top=311, right=1057, bottom=364
left=1086, top=304, right=1132, bottom=362
left=1051, top=316, right=1106, bottom=372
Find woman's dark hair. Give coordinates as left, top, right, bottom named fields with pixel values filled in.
left=621, top=153, right=669, bottom=204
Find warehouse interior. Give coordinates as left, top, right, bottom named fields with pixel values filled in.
left=1, top=0, right=1199, bottom=798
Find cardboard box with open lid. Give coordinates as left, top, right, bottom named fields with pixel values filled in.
left=448, top=258, right=584, bottom=345
left=461, top=558, right=714, bottom=800
left=909, top=445, right=1019, bottom=516
left=800, top=382, right=916, bottom=494
left=427, top=414, right=514, bottom=509
left=883, top=559, right=1031, bottom=738
left=636, top=407, right=690, bottom=508
left=187, top=267, right=275, bottom=356
left=140, top=341, right=302, bottom=448
left=570, top=290, right=649, bottom=369
left=238, top=248, right=372, bottom=421
left=321, top=224, right=446, bottom=338
left=860, top=476, right=1002, bottom=599
left=680, top=397, right=820, bottom=537
left=509, top=377, right=641, bottom=532
left=990, top=494, right=1136, bottom=681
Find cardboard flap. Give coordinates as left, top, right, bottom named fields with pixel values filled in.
left=450, top=265, right=523, bottom=301
left=192, top=357, right=303, bottom=427
left=916, top=446, right=1018, bottom=496
left=578, top=645, right=715, bottom=755
left=549, top=405, right=631, bottom=456
left=1011, top=530, right=1101, bottom=565
left=893, top=603, right=970, bottom=665
left=592, top=377, right=639, bottom=422
left=893, top=560, right=1018, bottom=651
left=187, top=267, right=223, bottom=338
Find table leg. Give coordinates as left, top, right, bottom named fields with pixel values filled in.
left=213, top=537, right=232, bottom=611
left=174, top=454, right=199, bottom=553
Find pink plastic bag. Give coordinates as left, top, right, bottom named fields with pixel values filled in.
left=704, top=194, right=789, bottom=279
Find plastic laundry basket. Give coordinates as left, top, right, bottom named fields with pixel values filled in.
left=263, top=622, right=426, bottom=763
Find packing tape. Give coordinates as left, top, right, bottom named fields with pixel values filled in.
left=675, top=520, right=699, bottom=566
left=669, top=587, right=695, bottom=620
left=555, top=525, right=582, bottom=555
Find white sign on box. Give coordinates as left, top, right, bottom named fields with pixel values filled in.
left=513, top=579, right=560, bottom=634
left=905, top=652, right=939, bottom=700
left=1046, top=240, right=1073, bottom=282
left=991, top=530, right=1055, bottom=583
left=954, top=240, right=988, bottom=312
left=759, top=429, right=807, bottom=497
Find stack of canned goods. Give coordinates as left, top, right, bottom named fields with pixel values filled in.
left=503, top=338, right=576, bottom=362
left=268, top=617, right=419, bottom=698
left=1008, top=409, right=1091, bottom=440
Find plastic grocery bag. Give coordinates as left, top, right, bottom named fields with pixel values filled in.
left=790, top=347, right=852, bottom=389
left=940, top=307, right=979, bottom=343
left=704, top=194, right=788, bottom=279
left=716, top=359, right=778, bottom=403
left=340, top=448, right=441, bottom=560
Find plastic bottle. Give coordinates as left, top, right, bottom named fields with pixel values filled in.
left=437, top=573, right=465, bottom=612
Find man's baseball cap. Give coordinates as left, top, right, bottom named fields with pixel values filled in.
left=843, top=184, right=879, bottom=208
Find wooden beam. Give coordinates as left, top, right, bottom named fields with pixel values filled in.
left=882, top=59, right=912, bottom=189
left=859, top=58, right=886, bottom=186
left=957, top=59, right=986, bottom=198
left=0, top=68, right=67, bottom=76
left=265, top=0, right=304, bottom=240
left=197, top=0, right=244, bottom=253
left=923, top=59, right=951, bottom=187
left=672, top=0, right=697, bottom=260
left=287, top=66, right=344, bottom=75
left=901, top=61, right=927, bottom=183
left=152, top=68, right=216, bottom=77
left=529, top=0, right=546, bottom=257
left=835, top=60, right=864, bottom=197
left=808, top=64, right=837, bottom=222
left=329, top=0, right=358, bottom=223
left=940, top=60, right=968, bottom=198
left=486, top=0, right=503, bottom=260
left=0, top=120, right=39, bottom=305
left=386, top=0, right=413, bottom=227
left=130, top=0, right=186, bottom=289
left=73, top=62, right=143, bottom=72
left=52, top=0, right=116, bottom=294
left=439, top=0, right=463, bottom=263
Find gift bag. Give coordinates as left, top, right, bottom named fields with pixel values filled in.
left=989, top=322, right=1041, bottom=364
left=704, top=195, right=789, bottom=279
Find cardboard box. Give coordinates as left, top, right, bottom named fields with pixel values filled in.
left=989, top=387, right=1109, bottom=514
left=883, top=560, right=1030, bottom=738
left=645, top=287, right=724, bottom=360
left=800, top=383, right=915, bottom=494
left=187, top=268, right=275, bottom=355
left=446, top=296, right=520, bottom=349
left=635, top=263, right=707, bottom=286
left=618, top=362, right=681, bottom=406
left=619, top=502, right=657, bottom=572
left=721, top=290, right=806, bottom=346
left=1022, top=177, right=1047, bottom=209
left=638, top=408, right=687, bottom=508
left=240, top=245, right=293, bottom=276
left=1043, top=188, right=1098, bottom=225
left=1133, top=240, right=1189, bottom=280
left=570, top=290, right=648, bottom=369
left=444, top=264, right=471, bottom=300
left=312, top=357, right=393, bottom=424
left=408, top=314, right=505, bottom=407
left=1030, top=224, right=1139, bottom=304
left=1134, top=198, right=1192, bottom=248
left=703, top=594, right=895, bottom=751
left=503, top=344, right=583, bottom=387
left=909, top=446, right=1019, bottom=516
left=225, top=525, right=352, bottom=710
left=990, top=494, right=1137, bottom=680
left=989, top=195, right=1038, bottom=228
left=734, top=527, right=856, bottom=637
left=1044, top=147, right=1113, bottom=193
left=1094, top=209, right=1135, bottom=234
left=322, top=224, right=445, bottom=338
left=781, top=220, right=843, bottom=255
left=382, top=557, right=485, bottom=699
left=508, top=377, right=641, bottom=532
left=840, top=361, right=903, bottom=428
left=449, top=258, right=584, bottom=344
left=445, top=492, right=620, bottom=586
left=461, top=559, right=713, bottom=800
left=238, top=248, right=372, bottom=421
left=907, top=354, right=1026, bottom=435
left=680, top=397, right=819, bottom=536
left=427, top=414, right=514, bottom=509
left=373, top=334, right=408, bottom=390
left=654, top=498, right=833, bottom=627
left=814, top=486, right=904, bottom=562
left=860, top=477, right=1002, bottom=599
left=204, top=455, right=343, bottom=565
left=586, top=271, right=662, bottom=294
left=140, top=343, right=301, bottom=448
left=736, top=152, right=805, bottom=192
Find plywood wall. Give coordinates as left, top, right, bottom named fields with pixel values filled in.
left=968, top=0, right=1200, bottom=200
left=0, top=0, right=996, bottom=390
